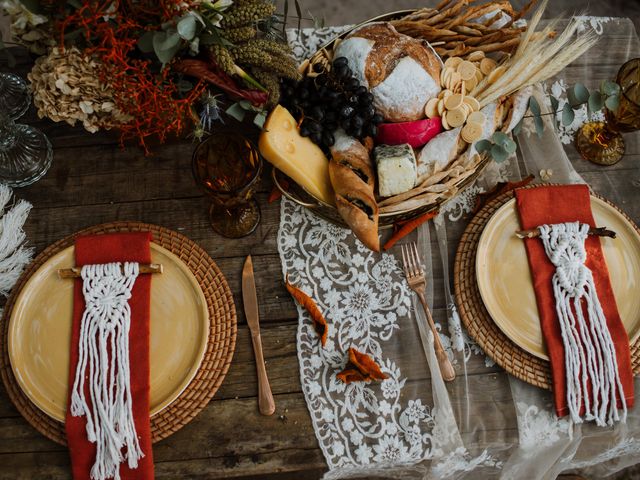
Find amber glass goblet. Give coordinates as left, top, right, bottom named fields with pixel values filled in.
left=575, top=58, right=640, bottom=165
left=192, top=132, right=263, bottom=238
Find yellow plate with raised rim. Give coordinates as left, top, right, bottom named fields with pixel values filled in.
left=476, top=196, right=640, bottom=360
left=8, top=243, right=209, bottom=422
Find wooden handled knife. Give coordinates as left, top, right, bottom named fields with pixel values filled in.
left=242, top=255, right=276, bottom=416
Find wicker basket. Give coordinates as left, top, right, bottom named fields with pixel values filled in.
left=274, top=9, right=506, bottom=229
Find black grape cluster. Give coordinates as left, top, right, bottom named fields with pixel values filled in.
left=279, top=57, right=384, bottom=153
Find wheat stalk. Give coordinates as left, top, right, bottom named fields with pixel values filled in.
left=473, top=5, right=598, bottom=107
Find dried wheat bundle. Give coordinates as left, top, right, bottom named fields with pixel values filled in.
left=473, top=0, right=599, bottom=106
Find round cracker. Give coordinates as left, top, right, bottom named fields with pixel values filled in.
left=468, top=110, right=486, bottom=125
left=441, top=113, right=450, bottom=130
left=425, top=97, right=440, bottom=118
left=448, top=71, right=462, bottom=90
left=444, top=93, right=464, bottom=110
left=446, top=107, right=467, bottom=128
left=461, top=122, right=483, bottom=143
left=464, top=75, right=478, bottom=92
left=463, top=96, right=481, bottom=111
left=457, top=60, right=477, bottom=81
left=467, top=51, right=485, bottom=62
left=444, top=56, right=463, bottom=69
left=437, top=98, right=446, bottom=116
left=480, top=57, right=498, bottom=76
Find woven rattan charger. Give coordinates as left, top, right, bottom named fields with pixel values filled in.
left=0, top=221, right=237, bottom=445
left=454, top=186, right=640, bottom=390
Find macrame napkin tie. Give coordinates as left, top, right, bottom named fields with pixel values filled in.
left=66, top=232, right=154, bottom=480
left=538, top=222, right=627, bottom=425
left=515, top=184, right=634, bottom=424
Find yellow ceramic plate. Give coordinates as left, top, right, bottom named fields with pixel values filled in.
left=8, top=243, right=209, bottom=422
left=476, top=196, right=640, bottom=360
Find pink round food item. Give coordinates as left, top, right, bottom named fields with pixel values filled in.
left=376, top=117, right=443, bottom=148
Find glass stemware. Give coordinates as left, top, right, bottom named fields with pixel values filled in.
left=575, top=58, right=640, bottom=165
left=0, top=112, right=53, bottom=187
left=0, top=73, right=31, bottom=120
left=192, top=131, right=263, bottom=238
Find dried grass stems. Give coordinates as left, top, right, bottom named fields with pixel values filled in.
left=472, top=0, right=599, bottom=106
left=391, top=0, right=535, bottom=58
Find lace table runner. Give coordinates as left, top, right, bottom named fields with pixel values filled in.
left=282, top=18, right=640, bottom=479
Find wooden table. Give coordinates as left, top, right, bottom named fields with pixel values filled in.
left=1, top=19, right=640, bottom=479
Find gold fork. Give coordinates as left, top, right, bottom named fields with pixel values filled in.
left=401, top=242, right=456, bottom=382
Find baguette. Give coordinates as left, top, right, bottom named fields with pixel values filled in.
left=329, top=132, right=380, bottom=252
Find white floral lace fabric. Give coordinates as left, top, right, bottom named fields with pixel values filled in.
left=282, top=17, right=640, bottom=479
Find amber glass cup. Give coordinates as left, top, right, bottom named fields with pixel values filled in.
left=575, top=58, right=640, bottom=165
left=192, top=132, right=263, bottom=238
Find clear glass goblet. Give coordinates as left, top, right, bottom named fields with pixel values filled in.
left=0, top=73, right=31, bottom=120
left=0, top=112, right=53, bottom=187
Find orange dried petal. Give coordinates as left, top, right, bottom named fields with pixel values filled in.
left=285, top=275, right=328, bottom=346
left=337, top=347, right=389, bottom=384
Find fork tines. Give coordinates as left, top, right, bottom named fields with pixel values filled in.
left=401, top=242, right=423, bottom=278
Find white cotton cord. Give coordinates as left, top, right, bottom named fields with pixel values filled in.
left=538, top=222, right=627, bottom=426
left=70, top=262, right=144, bottom=480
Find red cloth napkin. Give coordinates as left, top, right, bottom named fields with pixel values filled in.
left=515, top=184, right=634, bottom=417
left=66, top=232, right=155, bottom=479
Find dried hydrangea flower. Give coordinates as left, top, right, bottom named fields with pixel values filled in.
left=28, top=47, right=132, bottom=133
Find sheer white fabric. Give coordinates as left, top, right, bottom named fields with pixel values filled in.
left=282, top=18, right=640, bottom=478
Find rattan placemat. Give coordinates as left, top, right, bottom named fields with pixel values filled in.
left=454, top=187, right=640, bottom=390
left=0, top=221, right=237, bottom=445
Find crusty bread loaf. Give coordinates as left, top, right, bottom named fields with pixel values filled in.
left=329, top=132, right=380, bottom=252
left=335, top=22, right=442, bottom=123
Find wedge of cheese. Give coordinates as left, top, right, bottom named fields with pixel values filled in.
left=259, top=105, right=335, bottom=206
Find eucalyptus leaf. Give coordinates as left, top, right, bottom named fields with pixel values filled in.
left=177, top=15, right=197, bottom=41
left=562, top=102, right=575, bottom=126
left=226, top=103, right=247, bottom=122
left=137, top=31, right=155, bottom=53
left=160, top=30, right=181, bottom=50
left=534, top=115, right=544, bottom=138
left=153, top=31, right=181, bottom=64
left=605, top=94, right=620, bottom=111
left=503, top=137, right=517, bottom=154
left=550, top=95, right=559, bottom=113
left=491, top=131, right=511, bottom=148
left=490, top=144, right=508, bottom=163
left=529, top=96, right=541, bottom=117
left=568, top=83, right=589, bottom=107
left=475, top=139, right=492, bottom=153
left=67, top=0, right=82, bottom=8
left=253, top=111, right=267, bottom=129
left=588, top=91, right=604, bottom=113
left=601, top=80, right=621, bottom=97
left=513, top=118, right=524, bottom=136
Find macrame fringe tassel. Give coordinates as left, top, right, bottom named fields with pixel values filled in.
left=539, top=222, right=627, bottom=426
left=70, top=262, right=144, bottom=480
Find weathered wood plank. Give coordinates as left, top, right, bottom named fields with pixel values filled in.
left=0, top=380, right=519, bottom=479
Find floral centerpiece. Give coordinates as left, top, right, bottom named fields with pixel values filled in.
left=0, top=0, right=301, bottom=152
